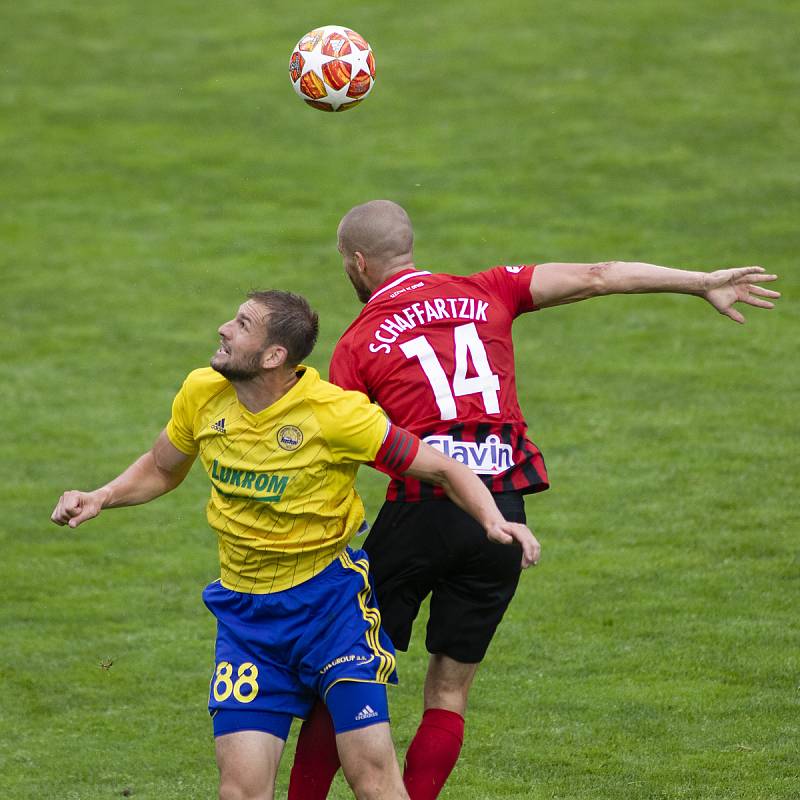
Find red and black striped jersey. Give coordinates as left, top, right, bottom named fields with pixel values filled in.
left=329, top=265, right=549, bottom=502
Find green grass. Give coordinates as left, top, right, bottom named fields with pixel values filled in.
left=1, top=0, right=798, bottom=797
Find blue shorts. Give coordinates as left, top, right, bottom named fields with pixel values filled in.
left=203, top=547, right=397, bottom=737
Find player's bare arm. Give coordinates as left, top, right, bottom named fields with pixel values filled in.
left=530, top=262, right=780, bottom=323
left=401, top=441, right=541, bottom=568
left=50, top=430, right=195, bottom=529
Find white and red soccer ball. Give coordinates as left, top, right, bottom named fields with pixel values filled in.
left=289, top=25, right=376, bottom=112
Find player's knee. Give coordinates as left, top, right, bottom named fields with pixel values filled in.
left=424, top=657, right=478, bottom=714
left=341, top=755, right=404, bottom=800
left=425, top=684, right=470, bottom=715
left=218, top=777, right=271, bottom=800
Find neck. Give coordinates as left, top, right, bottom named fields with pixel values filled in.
left=371, top=258, right=416, bottom=290
left=230, top=368, right=300, bottom=414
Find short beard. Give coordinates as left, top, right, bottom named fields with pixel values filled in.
left=348, top=272, right=372, bottom=304
left=211, top=351, right=262, bottom=381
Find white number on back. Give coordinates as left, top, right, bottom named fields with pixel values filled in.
left=399, top=323, right=500, bottom=420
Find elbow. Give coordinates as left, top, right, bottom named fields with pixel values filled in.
left=430, top=465, right=452, bottom=490
left=588, top=262, right=616, bottom=296
left=427, top=459, right=459, bottom=492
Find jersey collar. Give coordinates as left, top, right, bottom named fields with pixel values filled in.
left=236, top=365, right=318, bottom=420
left=368, top=269, right=431, bottom=304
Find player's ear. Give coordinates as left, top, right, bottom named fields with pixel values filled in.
left=355, top=251, right=368, bottom=273
left=261, top=344, right=289, bottom=369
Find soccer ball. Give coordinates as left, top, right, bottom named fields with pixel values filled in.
left=289, top=25, right=376, bottom=112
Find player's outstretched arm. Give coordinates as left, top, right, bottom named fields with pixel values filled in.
left=402, top=441, right=541, bottom=568
left=531, top=262, right=780, bottom=323
left=50, top=430, right=195, bottom=529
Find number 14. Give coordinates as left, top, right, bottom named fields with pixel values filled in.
left=400, top=323, right=500, bottom=420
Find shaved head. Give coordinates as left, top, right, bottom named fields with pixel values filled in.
left=338, top=200, right=414, bottom=263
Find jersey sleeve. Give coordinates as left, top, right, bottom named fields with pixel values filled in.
left=329, top=336, right=370, bottom=395
left=316, top=387, right=389, bottom=464
left=165, top=376, right=200, bottom=456
left=474, top=264, right=537, bottom=316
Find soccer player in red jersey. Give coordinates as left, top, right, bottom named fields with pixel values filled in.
left=288, top=201, right=780, bottom=799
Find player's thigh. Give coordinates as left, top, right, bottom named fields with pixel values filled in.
left=215, top=729, right=285, bottom=800
left=363, top=501, right=444, bottom=650
left=336, top=722, right=405, bottom=797
left=427, top=492, right=527, bottom=663
left=325, top=681, right=405, bottom=795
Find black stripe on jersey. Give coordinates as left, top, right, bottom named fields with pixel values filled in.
left=393, top=477, right=408, bottom=502
left=418, top=479, right=435, bottom=501
left=474, top=422, right=492, bottom=446
left=447, top=421, right=465, bottom=441
left=519, top=439, right=547, bottom=485
left=406, top=427, right=432, bottom=501
left=500, top=423, right=517, bottom=493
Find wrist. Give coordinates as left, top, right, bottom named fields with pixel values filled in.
left=94, top=485, right=114, bottom=509
left=695, top=271, right=710, bottom=295
left=483, top=516, right=505, bottom=534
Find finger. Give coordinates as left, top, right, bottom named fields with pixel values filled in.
left=742, top=296, right=775, bottom=309
left=68, top=506, right=97, bottom=528
left=747, top=273, right=779, bottom=285
left=488, top=527, right=514, bottom=546
left=51, top=503, right=68, bottom=525
left=65, top=494, right=83, bottom=513
left=748, top=284, right=781, bottom=298
left=51, top=494, right=74, bottom=524
left=520, top=539, right=539, bottom=569
left=724, top=307, right=746, bottom=324
left=495, top=523, right=529, bottom=558
left=514, top=530, right=540, bottom=568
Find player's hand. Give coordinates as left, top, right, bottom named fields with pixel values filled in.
left=485, top=521, right=541, bottom=569
left=702, top=266, right=780, bottom=324
left=50, top=490, right=106, bottom=528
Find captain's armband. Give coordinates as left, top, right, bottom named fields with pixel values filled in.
left=372, top=424, right=421, bottom=477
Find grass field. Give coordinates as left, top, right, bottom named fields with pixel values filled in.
left=1, top=1, right=798, bottom=798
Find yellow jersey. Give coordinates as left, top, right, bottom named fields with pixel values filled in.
left=166, top=366, right=389, bottom=593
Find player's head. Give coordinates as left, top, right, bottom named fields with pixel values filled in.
left=337, top=200, right=415, bottom=303
left=211, top=290, right=319, bottom=380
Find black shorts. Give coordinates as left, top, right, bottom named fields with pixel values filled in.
left=363, top=493, right=526, bottom=664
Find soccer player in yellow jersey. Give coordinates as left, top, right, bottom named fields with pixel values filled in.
left=50, top=289, right=540, bottom=800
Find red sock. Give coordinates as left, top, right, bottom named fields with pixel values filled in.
left=288, top=700, right=340, bottom=800
left=403, top=708, right=465, bottom=800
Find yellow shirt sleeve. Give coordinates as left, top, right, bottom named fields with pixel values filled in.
left=315, top=386, right=389, bottom=464
left=166, top=377, right=200, bottom=456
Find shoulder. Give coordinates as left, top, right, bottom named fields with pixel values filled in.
left=305, top=371, right=373, bottom=413
left=470, top=264, right=535, bottom=285
left=305, top=375, right=388, bottom=454
left=304, top=370, right=382, bottom=426
left=469, top=264, right=536, bottom=313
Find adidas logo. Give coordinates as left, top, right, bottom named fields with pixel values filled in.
left=355, top=704, right=379, bottom=722
left=210, top=418, right=226, bottom=434
left=504, top=265, right=524, bottom=274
